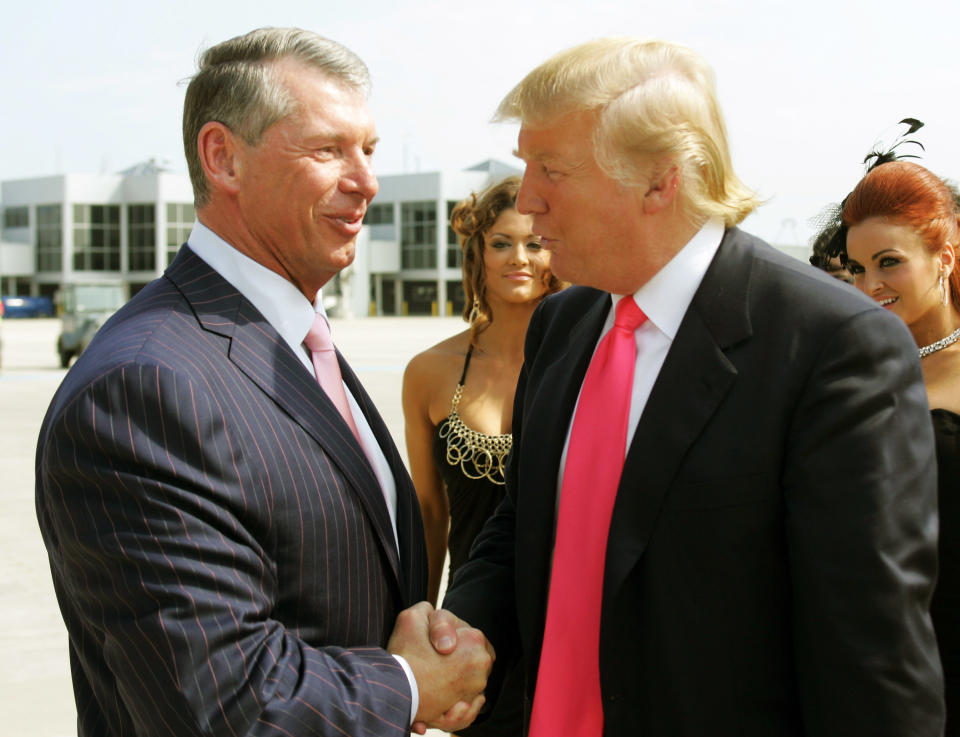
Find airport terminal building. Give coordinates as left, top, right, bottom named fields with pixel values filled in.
left=0, top=158, right=519, bottom=317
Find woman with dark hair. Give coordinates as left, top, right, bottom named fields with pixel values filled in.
left=842, top=159, right=960, bottom=731
left=402, top=175, right=563, bottom=735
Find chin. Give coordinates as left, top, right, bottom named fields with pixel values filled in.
left=550, top=261, right=579, bottom=286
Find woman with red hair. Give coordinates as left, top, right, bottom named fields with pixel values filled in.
left=843, top=160, right=960, bottom=731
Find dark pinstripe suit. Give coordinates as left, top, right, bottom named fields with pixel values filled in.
left=36, top=246, right=427, bottom=737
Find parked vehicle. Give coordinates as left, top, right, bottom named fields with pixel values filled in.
left=1, top=295, right=55, bottom=318
left=57, top=285, right=126, bottom=368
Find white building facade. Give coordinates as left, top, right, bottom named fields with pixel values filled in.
left=1, top=161, right=195, bottom=303
left=352, top=160, right=519, bottom=317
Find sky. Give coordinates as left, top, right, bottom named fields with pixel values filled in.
left=2, top=0, right=958, bottom=247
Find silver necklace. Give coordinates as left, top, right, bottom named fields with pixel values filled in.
left=918, top=326, right=960, bottom=358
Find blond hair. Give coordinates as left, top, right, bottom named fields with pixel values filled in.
left=496, top=38, right=758, bottom=226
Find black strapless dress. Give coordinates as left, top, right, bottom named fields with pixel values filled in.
left=933, top=409, right=960, bottom=734
left=431, top=347, right=523, bottom=736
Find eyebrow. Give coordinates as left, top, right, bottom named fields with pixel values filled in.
left=870, top=248, right=897, bottom=261
left=488, top=231, right=539, bottom=239
left=512, top=147, right=553, bottom=162
left=303, top=131, right=380, bottom=148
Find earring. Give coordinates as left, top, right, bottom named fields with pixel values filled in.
left=941, top=272, right=949, bottom=306
left=469, top=296, right=480, bottom=322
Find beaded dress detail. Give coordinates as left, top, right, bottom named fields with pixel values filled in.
left=431, top=346, right=512, bottom=575
left=436, top=347, right=512, bottom=486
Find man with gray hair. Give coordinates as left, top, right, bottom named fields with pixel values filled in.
left=36, top=27, right=490, bottom=737
left=441, top=37, right=944, bottom=736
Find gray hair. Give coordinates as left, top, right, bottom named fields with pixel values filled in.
left=182, top=27, right=371, bottom=207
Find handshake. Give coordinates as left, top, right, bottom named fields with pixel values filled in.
left=388, top=602, right=495, bottom=734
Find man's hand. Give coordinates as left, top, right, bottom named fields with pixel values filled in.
left=388, top=602, right=494, bottom=732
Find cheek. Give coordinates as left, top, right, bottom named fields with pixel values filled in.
left=902, top=266, right=933, bottom=296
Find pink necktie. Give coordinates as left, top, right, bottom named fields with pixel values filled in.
left=304, top=313, right=360, bottom=440
left=529, top=296, right=647, bottom=737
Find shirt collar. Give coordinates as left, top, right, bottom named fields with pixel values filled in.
left=619, top=217, right=725, bottom=341
left=186, top=221, right=320, bottom=355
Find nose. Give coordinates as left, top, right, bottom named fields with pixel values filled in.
left=509, top=242, right=531, bottom=266
left=341, top=150, right=379, bottom=201
left=516, top=169, right=546, bottom=215
left=861, top=269, right=883, bottom=295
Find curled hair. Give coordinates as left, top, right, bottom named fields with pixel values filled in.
left=183, top=27, right=370, bottom=207
left=843, top=161, right=960, bottom=309
left=809, top=222, right=845, bottom=270
left=450, top=176, right=564, bottom=346
left=495, top=37, right=758, bottom=227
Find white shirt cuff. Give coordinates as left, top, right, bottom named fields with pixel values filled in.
left=393, top=653, right=419, bottom=724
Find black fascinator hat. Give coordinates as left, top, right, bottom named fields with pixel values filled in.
left=810, top=118, right=925, bottom=265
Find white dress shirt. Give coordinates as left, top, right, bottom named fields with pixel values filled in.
left=186, top=221, right=418, bottom=718
left=558, top=218, right=725, bottom=486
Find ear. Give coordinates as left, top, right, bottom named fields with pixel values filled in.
left=940, top=241, right=956, bottom=276
left=641, top=164, right=681, bottom=215
left=197, top=121, right=242, bottom=196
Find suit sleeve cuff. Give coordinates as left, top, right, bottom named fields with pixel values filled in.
left=393, top=654, right=419, bottom=724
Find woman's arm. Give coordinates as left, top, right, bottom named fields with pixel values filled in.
left=402, top=353, right=451, bottom=606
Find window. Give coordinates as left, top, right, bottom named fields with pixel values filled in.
left=128, top=204, right=156, bottom=271
left=446, top=200, right=462, bottom=268
left=73, top=204, right=121, bottom=271
left=403, top=280, right=438, bottom=315
left=166, top=202, right=195, bottom=265
left=401, top=201, right=437, bottom=269
left=380, top=279, right=397, bottom=315
left=3, top=206, right=28, bottom=229
left=364, top=203, right=394, bottom=225
left=446, top=280, right=466, bottom=316
left=36, top=204, right=62, bottom=272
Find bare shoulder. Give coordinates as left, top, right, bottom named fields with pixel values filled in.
left=404, top=330, right=471, bottom=390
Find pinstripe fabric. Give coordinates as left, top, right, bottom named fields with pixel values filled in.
left=36, top=246, right=427, bottom=737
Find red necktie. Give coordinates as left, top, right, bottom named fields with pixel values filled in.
left=304, top=313, right=360, bottom=440
left=529, top=296, right=647, bottom=737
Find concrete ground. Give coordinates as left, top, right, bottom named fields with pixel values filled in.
left=0, top=314, right=465, bottom=736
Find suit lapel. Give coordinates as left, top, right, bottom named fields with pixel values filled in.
left=165, top=248, right=404, bottom=591
left=602, top=229, right=754, bottom=609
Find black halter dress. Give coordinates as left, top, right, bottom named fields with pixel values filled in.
left=431, top=346, right=523, bottom=736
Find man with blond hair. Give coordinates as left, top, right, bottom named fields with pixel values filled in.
left=441, top=38, right=944, bottom=736
left=36, top=27, right=490, bottom=737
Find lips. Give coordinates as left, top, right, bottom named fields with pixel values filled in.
left=504, top=272, right=533, bottom=281
left=876, top=297, right=898, bottom=308
left=325, top=211, right=365, bottom=236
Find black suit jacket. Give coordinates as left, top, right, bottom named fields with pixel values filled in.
left=36, top=247, right=427, bottom=737
left=444, top=228, right=944, bottom=736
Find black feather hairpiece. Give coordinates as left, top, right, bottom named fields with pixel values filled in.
left=810, top=117, right=925, bottom=262
left=862, top=117, right=925, bottom=171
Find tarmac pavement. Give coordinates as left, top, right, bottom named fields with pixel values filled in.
left=0, top=314, right=465, bottom=736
